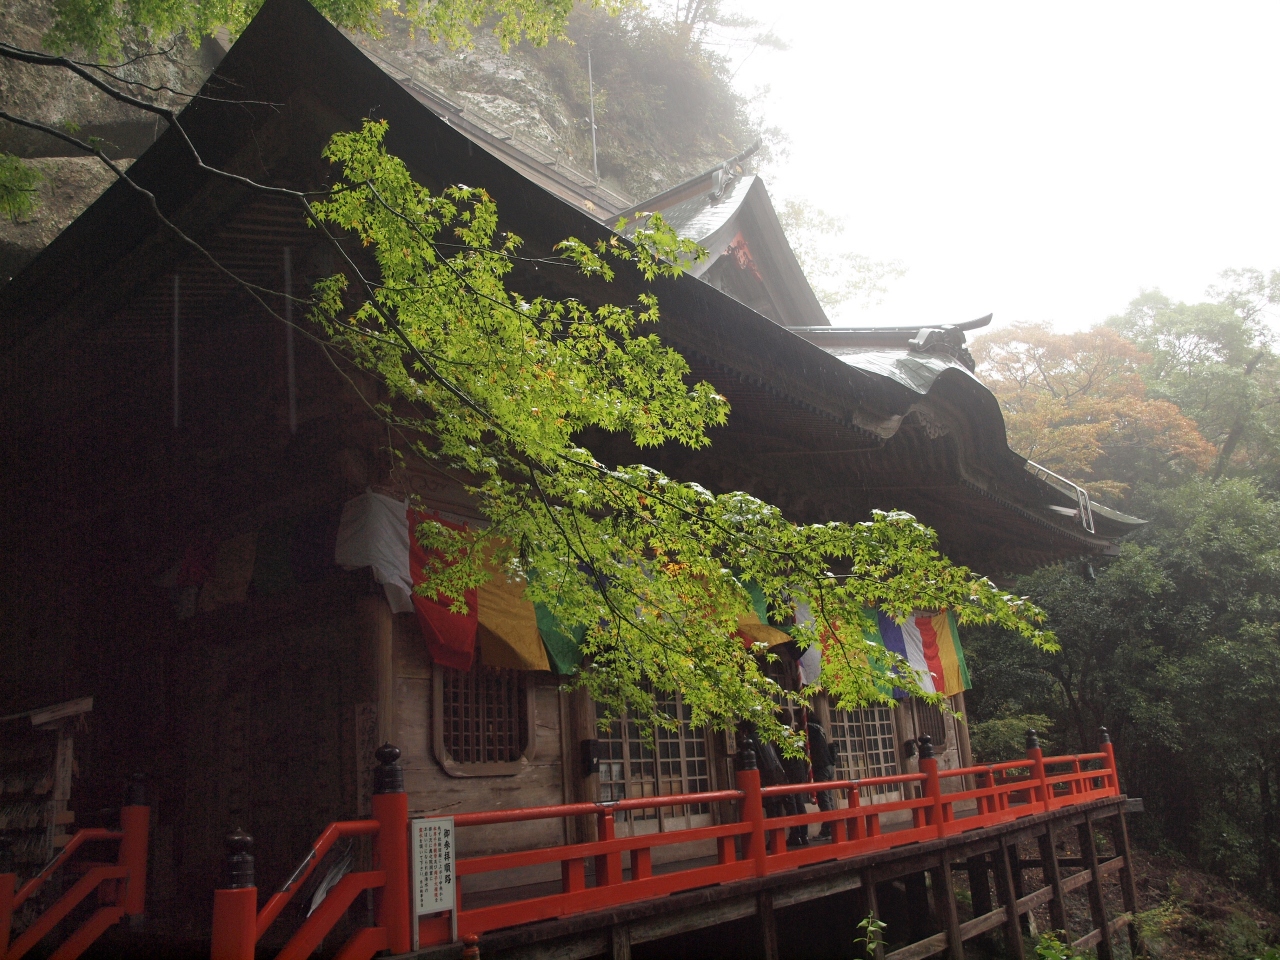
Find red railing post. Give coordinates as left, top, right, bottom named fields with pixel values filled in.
left=372, top=744, right=411, bottom=955
left=848, top=784, right=865, bottom=841
left=919, top=735, right=945, bottom=837
left=118, top=776, right=150, bottom=921
left=210, top=829, right=257, bottom=960
left=594, top=810, right=622, bottom=886
left=1027, top=729, right=1052, bottom=812
left=1100, top=727, right=1118, bottom=795
left=734, top=746, right=768, bottom=877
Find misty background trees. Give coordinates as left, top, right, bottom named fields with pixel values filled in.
left=967, top=272, right=1280, bottom=903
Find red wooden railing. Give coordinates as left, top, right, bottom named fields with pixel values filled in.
left=436, top=731, right=1120, bottom=944
left=210, top=745, right=410, bottom=960
left=1, top=802, right=149, bottom=960
left=209, top=731, right=1121, bottom=954
left=450, top=789, right=754, bottom=937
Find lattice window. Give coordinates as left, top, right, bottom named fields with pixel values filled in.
left=912, top=701, right=948, bottom=748
left=655, top=691, right=711, bottom=817
left=597, top=691, right=711, bottom=829
left=599, top=715, right=658, bottom=822
left=829, top=705, right=900, bottom=801
left=435, top=666, right=529, bottom=770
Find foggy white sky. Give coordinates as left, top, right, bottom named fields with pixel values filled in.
left=723, top=2, right=1280, bottom=331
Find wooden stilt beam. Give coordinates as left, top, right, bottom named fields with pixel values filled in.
left=966, top=856, right=992, bottom=918
left=1037, top=823, right=1069, bottom=938
left=1008, top=840, right=1037, bottom=939
left=966, top=853, right=993, bottom=949
left=931, top=855, right=964, bottom=960
left=757, top=891, right=779, bottom=960
left=609, top=925, right=631, bottom=960
left=1009, top=841, right=1026, bottom=902
left=863, top=873, right=886, bottom=960
left=994, top=839, right=1026, bottom=960
left=1078, top=814, right=1114, bottom=960
left=1109, top=811, right=1143, bottom=958
left=905, top=871, right=931, bottom=943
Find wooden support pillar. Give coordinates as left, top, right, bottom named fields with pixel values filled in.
left=932, top=855, right=964, bottom=960
left=966, top=854, right=992, bottom=917
left=757, top=891, right=779, bottom=960
left=1008, top=840, right=1037, bottom=939
left=994, top=840, right=1026, bottom=960
left=905, top=871, right=932, bottom=943
left=965, top=853, right=995, bottom=951
left=1078, top=814, right=1114, bottom=960
left=1109, top=811, right=1143, bottom=957
left=357, top=594, right=395, bottom=749
left=1008, top=841, right=1026, bottom=902
left=569, top=686, right=599, bottom=844
left=862, top=872, right=886, bottom=960
left=1037, top=824, right=1069, bottom=937
left=610, top=925, right=632, bottom=960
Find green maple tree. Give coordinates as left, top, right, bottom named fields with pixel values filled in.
left=308, top=120, right=1055, bottom=747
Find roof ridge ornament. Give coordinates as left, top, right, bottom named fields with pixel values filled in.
left=906, top=325, right=976, bottom=372
left=711, top=138, right=762, bottom=201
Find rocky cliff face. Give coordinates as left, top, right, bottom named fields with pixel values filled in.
left=352, top=14, right=739, bottom=203
left=0, top=0, right=744, bottom=285
left=0, top=0, right=217, bottom=282
left=0, top=156, right=118, bottom=281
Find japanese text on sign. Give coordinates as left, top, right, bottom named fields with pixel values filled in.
left=411, top=816, right=456, bottom=917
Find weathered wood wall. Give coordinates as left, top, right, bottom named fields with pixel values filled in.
left=164, top=574, right=379, bottom=919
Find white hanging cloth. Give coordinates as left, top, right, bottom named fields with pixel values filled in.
left=334, top=491, right=414, bottom=613
left=793, top=600, right=822, bottom=685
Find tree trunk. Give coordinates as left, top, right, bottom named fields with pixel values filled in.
left=1213, top=417, right=1247, bottom=479
left=1261, top=757, right=1280, bottom=897
left=1054, top=665, right=1090, bottom=752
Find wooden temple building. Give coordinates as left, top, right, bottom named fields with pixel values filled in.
left=0, top=0, right=1144, bottom=957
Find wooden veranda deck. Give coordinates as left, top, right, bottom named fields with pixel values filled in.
left=201, top=732, right=1140, bottom=960
left=414, top=794, right=1141, bottom=960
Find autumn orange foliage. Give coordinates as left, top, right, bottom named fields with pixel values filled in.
left=972, top=323, right=1216, bottom=499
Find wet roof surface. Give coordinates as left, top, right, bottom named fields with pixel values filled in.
left=823, top=347, right=978, bottom=396
left=626, top=175, right=753, bottom=243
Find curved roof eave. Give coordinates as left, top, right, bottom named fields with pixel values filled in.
left=815, top=343, right=1145, bottom=541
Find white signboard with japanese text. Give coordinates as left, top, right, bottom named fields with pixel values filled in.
left=410, top=816, right=456, bottom=949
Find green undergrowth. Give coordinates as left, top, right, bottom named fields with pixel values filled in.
left=1032, top=933, right=1084, bottom=959
left=1135, top=892, right=1278, bottom=959
left=1128, top=862, right=1280, bottom=960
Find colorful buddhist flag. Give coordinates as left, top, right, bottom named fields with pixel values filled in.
left=406, top=510, right=561, bottom=673
left=737, top=581, right=794, bottom=649
left=866, top=610, right=971, bottom=698
left=409, top=511, right=479, bottom=671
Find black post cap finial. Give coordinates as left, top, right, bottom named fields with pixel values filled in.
left=1026, top=729, right=1041, bottom=751
left=125, top=773, right=146, bottom=806
left=373, top=742, right=404, bottom=795
left=736, top=746, right=757, bottom=772
left=917, top=734, right=934, bottom=760
left=224, top=828, right=255, bottom=889
left=1099, top=727, right=1111, bottom=744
